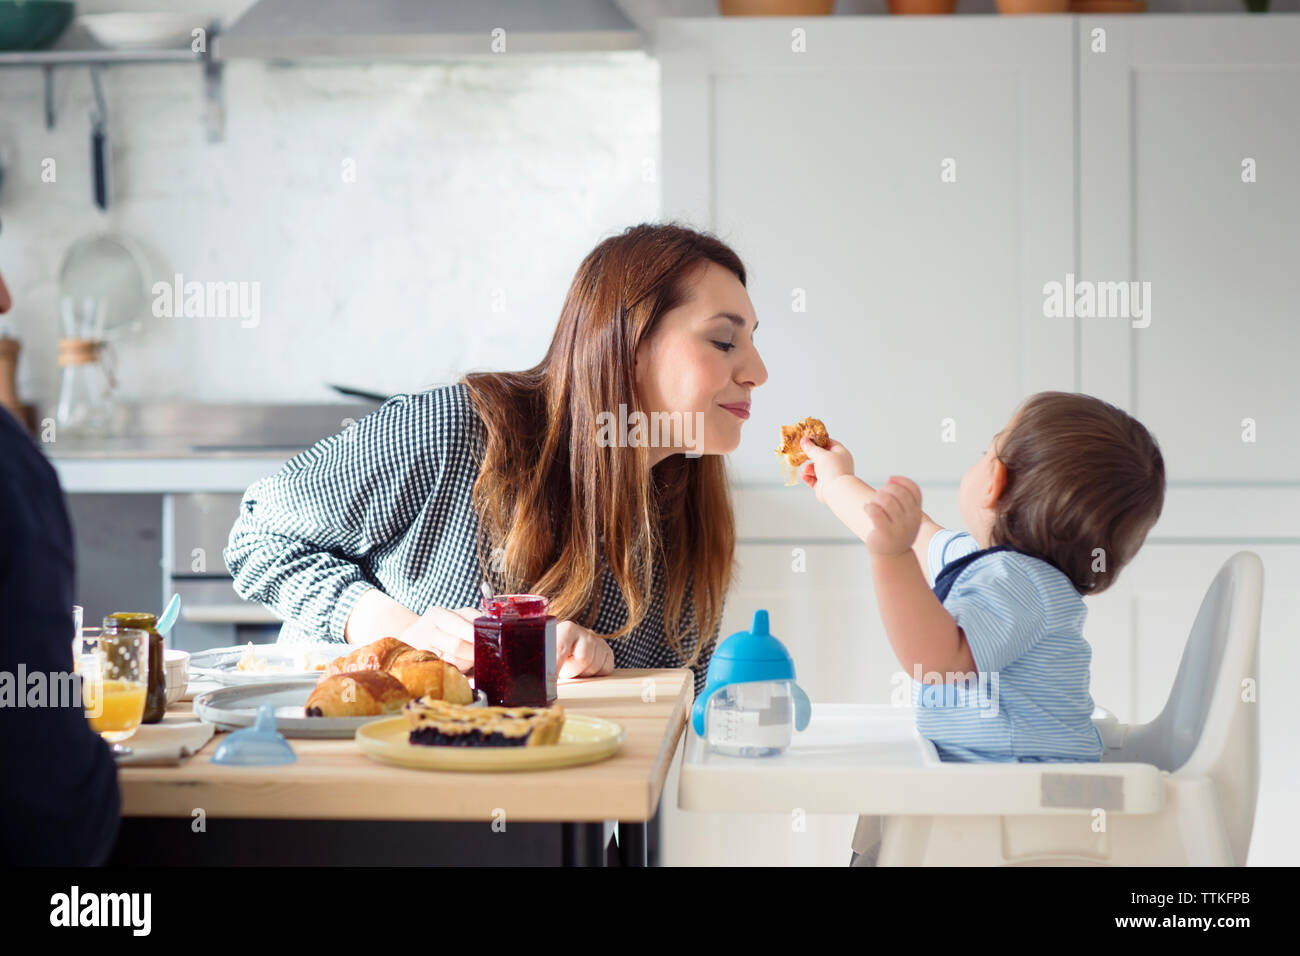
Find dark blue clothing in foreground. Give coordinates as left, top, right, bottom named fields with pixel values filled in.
left=0, top=407, right=120, bottom=864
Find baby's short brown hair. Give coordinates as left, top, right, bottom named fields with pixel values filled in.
left=990, top=391, right=1165, bottom=595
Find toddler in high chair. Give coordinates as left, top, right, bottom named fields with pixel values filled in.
left=796, top=391, right=1165, bottom=866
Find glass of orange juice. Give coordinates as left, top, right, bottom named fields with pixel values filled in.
left=78, top=626, right=149, bottom=750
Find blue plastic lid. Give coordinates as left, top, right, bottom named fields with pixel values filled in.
left=711, top=610, right=795, bottom=673
left=211, top=703, right=297, bottom=766
left=691, top=610, right=811, bottom=736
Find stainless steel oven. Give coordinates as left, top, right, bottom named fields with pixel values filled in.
left=163, top=492, right=284, bottom=653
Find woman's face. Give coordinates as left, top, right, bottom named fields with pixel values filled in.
left=633, top=262, right=767, bottom=464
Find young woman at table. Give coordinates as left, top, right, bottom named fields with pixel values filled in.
left=225, top=223, right=767, bottom=696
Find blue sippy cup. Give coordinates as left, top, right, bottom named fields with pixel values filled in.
left=691, top=610, right=811, bottom=757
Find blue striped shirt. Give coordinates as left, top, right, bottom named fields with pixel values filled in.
left=910, top=529, right=1103, bottom=763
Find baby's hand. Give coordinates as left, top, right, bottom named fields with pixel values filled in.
left=864, top=476, right=922, bottom=557
left=798, top=436, right=855, bottom=505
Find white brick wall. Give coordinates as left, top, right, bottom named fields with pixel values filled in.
left=0, top=1, right=660, bottom=407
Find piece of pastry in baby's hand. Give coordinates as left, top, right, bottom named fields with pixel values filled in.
left=776, top=416, right=831, bottom=486
left=304, top=671, right=412, bottom=717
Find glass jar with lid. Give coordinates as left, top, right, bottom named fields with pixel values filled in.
left=103, top=612, right=166, bottom=723
left=473, top=594, right=557, bottom=707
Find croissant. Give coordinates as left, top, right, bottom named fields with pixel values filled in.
left=324, top=637, right=474, bottom=703
left=325, top=636, right=412, bottom=676
left=389, top=655, right=475, bottom=704
left=304, top=671, right=411, bottom=717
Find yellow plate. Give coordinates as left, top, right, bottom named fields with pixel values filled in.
left=355, top=714, right=626, bottom=772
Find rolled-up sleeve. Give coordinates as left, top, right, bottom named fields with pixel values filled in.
left=224, top=393, right=439, bottom=642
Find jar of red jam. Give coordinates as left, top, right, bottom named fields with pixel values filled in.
left=473, top=594, right=557, bottom=707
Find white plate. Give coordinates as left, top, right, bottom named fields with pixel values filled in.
left=193, top=681, right=488, bottom=739
left=188, top=642, right=339, bottom=685
left=78, top=13, right=199, bottom=50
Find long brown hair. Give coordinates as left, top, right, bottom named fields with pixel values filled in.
left=461, top=223, right=744, bottom=666
left=990, top=391, right=1165, bottom=595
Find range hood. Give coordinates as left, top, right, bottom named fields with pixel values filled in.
left=216, top=0, right=644, bottom=60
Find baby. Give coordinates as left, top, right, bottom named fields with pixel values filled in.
left=797, top=391, right=1165, bottom=862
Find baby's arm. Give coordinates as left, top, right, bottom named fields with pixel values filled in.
left=912, top=512, right=944, bottom=578
left=821, top=474, right=944, bottom=573
left=865, top=477, right=976, bottom=678
left=873, top=547, right=977, bottom=678
left=798, top=438, right=967, bottom=672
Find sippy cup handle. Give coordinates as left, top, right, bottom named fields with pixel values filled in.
left=792, top=682, right=811, bottom=732
left=691, top=686, right=721, bottom=737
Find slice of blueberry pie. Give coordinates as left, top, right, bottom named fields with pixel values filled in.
left=403, top=697, right=566, bottom=748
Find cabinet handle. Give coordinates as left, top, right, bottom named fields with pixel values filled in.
left=181, top=604, right=280, bottom=624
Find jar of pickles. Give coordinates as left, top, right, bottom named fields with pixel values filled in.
left=103, top=612, right=167, bottom=724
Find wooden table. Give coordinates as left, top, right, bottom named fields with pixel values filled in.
left=110, top=668, right=693, bottom=867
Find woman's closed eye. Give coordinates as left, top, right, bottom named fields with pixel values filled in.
left=712, top=340, right=736, bottom=352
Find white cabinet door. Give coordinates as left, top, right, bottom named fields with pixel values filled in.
left=658, top=18, right=1077, bottom=487
left=721, top=542, right=895, bottom=704
left=1077, top=16, right=1300, bottom=484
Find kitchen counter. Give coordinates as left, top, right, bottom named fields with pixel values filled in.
left=49, top=454, right=293, bottom=494
left=42, top=399, right=380, bottom=493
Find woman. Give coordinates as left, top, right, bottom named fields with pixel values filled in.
left=225, top=223, right=767, bottom=695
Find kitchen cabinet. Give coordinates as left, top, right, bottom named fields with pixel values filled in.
left=659, top=14, right=1300, bottom=493
left=658, top=17, right=1077, bottom=486
left=1077, top=17, right=1300, bottom=486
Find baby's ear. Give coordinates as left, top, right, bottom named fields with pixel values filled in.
left=984, top=457, right=1009, bottom=505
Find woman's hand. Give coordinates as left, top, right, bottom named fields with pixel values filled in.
left=556, top=620, right=615, bottom=679
left=798, top=436, right=856, bottom=505
left=864, top=476, right=923, bottom=557
left=397, top=606, right=479, bottom=672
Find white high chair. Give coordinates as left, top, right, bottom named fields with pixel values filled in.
left=874, top=551, right=1264, bottom=866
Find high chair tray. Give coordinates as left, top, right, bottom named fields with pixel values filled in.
left=679, top=704, right=1165, bottom=816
